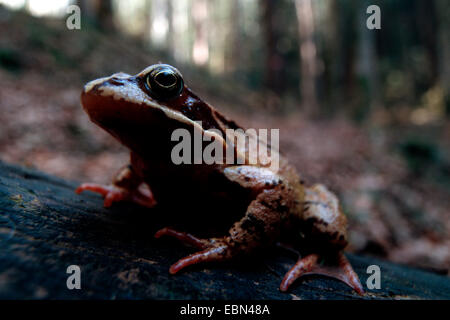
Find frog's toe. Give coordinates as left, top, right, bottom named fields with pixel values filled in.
left=76, top=183, right=111, bottom=197
left=280, top=252, right=364, bottom=295
left=103, top=187, right=128, bottom=207
left=76, top=183, right=128, bottom=207
left=168, top=244, right=231, bottom=274
left=280, top=253, right=319, bottom=292
left=155, top=228, right=234, bottom=274
left=154, top=227, right=209, bottom=249
left=76, top=183, right=156, bottom=208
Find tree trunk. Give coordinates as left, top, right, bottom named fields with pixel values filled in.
left=260, top=0, right=285, bottom=97
left=225, top=0, right=241, bottom=73
left=192, top=0, right=209, bottom=65
left=356, top=0, right=380, bottom=120
left=295, top=0, right=319, bottom=115
left=93, top=0, right=115, bottom=32
left=416, top=0, right=439, bottom=86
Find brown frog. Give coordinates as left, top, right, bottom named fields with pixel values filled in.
left=76, top=64, right=364, bottom=294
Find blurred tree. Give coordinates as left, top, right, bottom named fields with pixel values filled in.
left=167, top=0, right=175, bottom=54
left=295, top=0, right=318, bottom=115
left=260, top=0, right=286, bottom=98
left=339, top=0, right=358, bottom=108
left=97, top=0, right=115, bottom=31
left=78, top=0, right=115, bottom=32
left=67, top=0, right=448, bottom=119
left=192, top=0, right=209, bottom=65
left=224, top=0, right=241, bottom=73
left=207, top=0, right=231, bottom=73
left=415, top=0, right=439, bottom=87
left=356, top=0, right=380, bottom=121
left=436, top=0, right=450, bottom=95
left=319, top=0, right=340, bottom=115
left=142, top=0, right=153, bottom=44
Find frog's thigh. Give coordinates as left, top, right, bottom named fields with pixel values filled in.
left=156, top=187, right=287, bottom=274
left=303, top=184, right=347, bottom=247
left=228, top=187, right=286, bottom=251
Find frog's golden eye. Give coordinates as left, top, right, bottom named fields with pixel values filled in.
left=145, top=65, right=184, bottom=100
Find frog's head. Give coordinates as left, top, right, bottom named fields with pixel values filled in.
left=81, top=64, right=237, bottom=156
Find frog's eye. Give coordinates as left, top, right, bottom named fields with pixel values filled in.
left=145, top=65, right=184, bottom=100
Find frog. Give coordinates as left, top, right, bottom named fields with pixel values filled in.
left=76, top=63, right=364, bottom=295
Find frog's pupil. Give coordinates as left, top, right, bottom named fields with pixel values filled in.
left=145, top=65, right=183, bottom=100
left=155, top=71, right=176, bottom=88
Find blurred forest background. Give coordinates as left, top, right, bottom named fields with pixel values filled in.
left=0, top=0, right=449, bottom=275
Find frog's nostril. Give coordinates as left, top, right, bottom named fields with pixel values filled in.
left=108, top=77, right=127, bottom=86
left=84, top=74, right=129, bottom=93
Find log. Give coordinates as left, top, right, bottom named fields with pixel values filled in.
left=0, top=160, right=449, bottom=300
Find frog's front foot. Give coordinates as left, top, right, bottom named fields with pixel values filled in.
left=155, top=227, right=233, bottom=274
left=75, top=183, right=156, bottom=208
left=280, top=252, right=364, bottom=295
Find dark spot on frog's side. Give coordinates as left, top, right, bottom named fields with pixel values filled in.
left=241, top=213, right=266, bottom=236
left=306, top=217, right=328, bottom=228
left=260, top=200, right=270, bottom=207
left=278, top=205, right=289, bottom=214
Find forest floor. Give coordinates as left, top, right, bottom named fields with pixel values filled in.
left=0, top=6, right=449, bottom=276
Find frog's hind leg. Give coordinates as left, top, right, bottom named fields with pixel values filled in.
left=154, top=227, right=231, bottom=274
left=279, top=184, right=364, bottom=295
left=155, top=186, right=287, bottom=275
left=280, top=252, right=364, bottom=295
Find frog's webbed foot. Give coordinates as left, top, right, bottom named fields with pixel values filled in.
left=154, top=227, right=233, bottom=274
left=76, top=183, right=156, bottom=208
left=280, top=252, right=364, bottom=295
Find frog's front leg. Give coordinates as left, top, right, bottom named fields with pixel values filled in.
left=155, top=177, right=288, bottom=274
left=280, top=184, right=364, bottom=295
left=75, top=164, right=156, bottom=208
